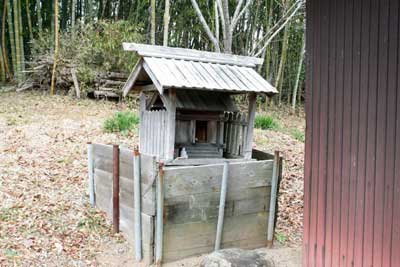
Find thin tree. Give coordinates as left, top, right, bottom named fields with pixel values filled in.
left=36, top=0, right=42, bottom=33
left=163, top=0, right=170, bottom=46
left=12, top=0, right=21, bottom=80
left=71, top=0, right=76, bottom=28
left=17, top=0, right=25, bottom=74
left=2, top=0, right=11, bottom=79
left=7, top=0, right=16, bottom=75
left=150, top=0, right=156, bottom=44
left=25, top=0, right=33, bottom=41
left=275, top=18, right=290, bottom=105
left=292, top=31, right=305, bottom=111
left=50, top=0, right=59, bottom=95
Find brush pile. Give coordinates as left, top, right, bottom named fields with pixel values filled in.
left=17, top=56, right=128, bottom=99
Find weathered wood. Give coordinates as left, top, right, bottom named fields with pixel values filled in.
left=122, top=43, right=264, bottom=67
left=163, top=160, right=273, bottom=198
left=166, top=158, right=254, bottom=166
left=244, top=93, right=257, bottom=159
left=122, top=59, right=143, bottom=97
left=71, top=68, right=80, bottom=98
left=119, top=204, right=154, bottom=263
left=163, top=189, right=270, bottom=225
left=162, top=212, right=269, bottom=262
left=165, top=89, right=176, bottom=161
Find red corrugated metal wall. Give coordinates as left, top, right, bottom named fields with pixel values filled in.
left=304, top=0, right=400, bottom=266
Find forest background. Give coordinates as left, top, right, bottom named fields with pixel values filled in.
left=0, top=0, right=305, bottom=109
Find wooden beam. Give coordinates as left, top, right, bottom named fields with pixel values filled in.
left=142, top=61, right=164, bottom=95
left=165, top=89, right=177, bottom=160
left=244, top=93, right=257, bottom=159
left=122, top=43, right=263, bottom=67
left=122, top=59, right=143, bottom=97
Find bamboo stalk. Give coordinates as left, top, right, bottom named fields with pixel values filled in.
left=2, top=0, right=11, bottom=80
left=50, top=0, right=59, bottom=95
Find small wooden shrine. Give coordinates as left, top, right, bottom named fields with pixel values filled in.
left=122, top=43, right=277, bottom=161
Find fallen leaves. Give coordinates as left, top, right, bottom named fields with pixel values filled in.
left=0, top=91, right=304, bottom=266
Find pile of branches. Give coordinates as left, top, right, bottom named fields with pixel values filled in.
left=17, top=56, right=80, bottom=96
left=93, top=72, right=128, bottom=99
left=18, top=56, right=128, bottom=99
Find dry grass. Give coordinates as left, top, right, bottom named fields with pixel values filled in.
left=0, top=91, right=304, bottom=266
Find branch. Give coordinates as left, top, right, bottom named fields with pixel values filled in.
left=251, top=0, right=301, bottom=54
left=252, top=0, right=303, bottom=57
left=190, top=0, right=220, bottom=52
left=217, top=0, right=226, bottom=42
left=231, top=0, right=254, bottom=30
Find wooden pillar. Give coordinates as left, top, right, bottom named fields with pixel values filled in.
left=244, top=93, right=257, bottom=159
left=165, top=89, right=176, bottom=161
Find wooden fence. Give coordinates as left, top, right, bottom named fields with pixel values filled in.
left=139, top=110, right=167, bottom=158
left=224, top=112, right=248, bottom=158
left=88, top=143, right=281, bottom=264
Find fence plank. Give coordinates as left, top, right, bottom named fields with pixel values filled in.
left=163, top=160, right=273, bottom=198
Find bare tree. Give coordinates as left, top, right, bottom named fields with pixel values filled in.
left=190, top=0, right=253, bottom=53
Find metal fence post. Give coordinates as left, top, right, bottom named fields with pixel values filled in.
left=267, top=150, right=280, bottom=247
left=155, top=162, right=164, bottom=265
left=87, top=142, right=95, bottom=206
left=133, top=146, right=142, bottom=261
left=113, top=144, right=120, bottom=234
left=215, top=161, right=229, bottom=251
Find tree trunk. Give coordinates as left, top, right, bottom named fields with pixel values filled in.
left=2, top=0, right=11, bottom=79
left=7, top=0, right=16, bottom=76
left=61, top=0, right=68, bottom=29
left=275, top=19, right=290, bottom=105
left=25, top=0, right=33, bottom=41
left=17, top=0, right=25, bottom=74
left=50, top=0, right=59, bottom=95
left=292, top=31, right=305, bottom=111
left=71, top=0, right=76, bottom=28
left=36, top=0, right=42, bottom=33
left=163, top=0, right=170, bottom=46
left=12, top=0, right=21, bottom=80
left=150, top=0, right=156, bottom=44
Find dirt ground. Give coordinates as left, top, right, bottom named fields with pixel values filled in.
left=0, top=91, right=304, bottom=266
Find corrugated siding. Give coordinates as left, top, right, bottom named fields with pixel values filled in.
left=143, top=57, right=277, bottom=94
left=304, top=0, right=400, bottom=266
left=176, top=90, right=238, bottom=112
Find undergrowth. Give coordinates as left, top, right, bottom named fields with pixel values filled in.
left=103, top=111, right=139, bottom=133
left=254, top=115, right=280, bottom=130
left=291, top=128, right=305, bottom=142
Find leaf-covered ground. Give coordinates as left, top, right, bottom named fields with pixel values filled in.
left=0, top=92, right=304, bottom=266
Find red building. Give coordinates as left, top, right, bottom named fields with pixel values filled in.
left=304, top=0, right=400, bottom=266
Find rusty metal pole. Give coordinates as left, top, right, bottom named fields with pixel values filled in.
left=133, top=146, right=142, bottom=261
left=113, top=144, right=120, bottom=234
left=155, top=162, right=164, bottom=265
